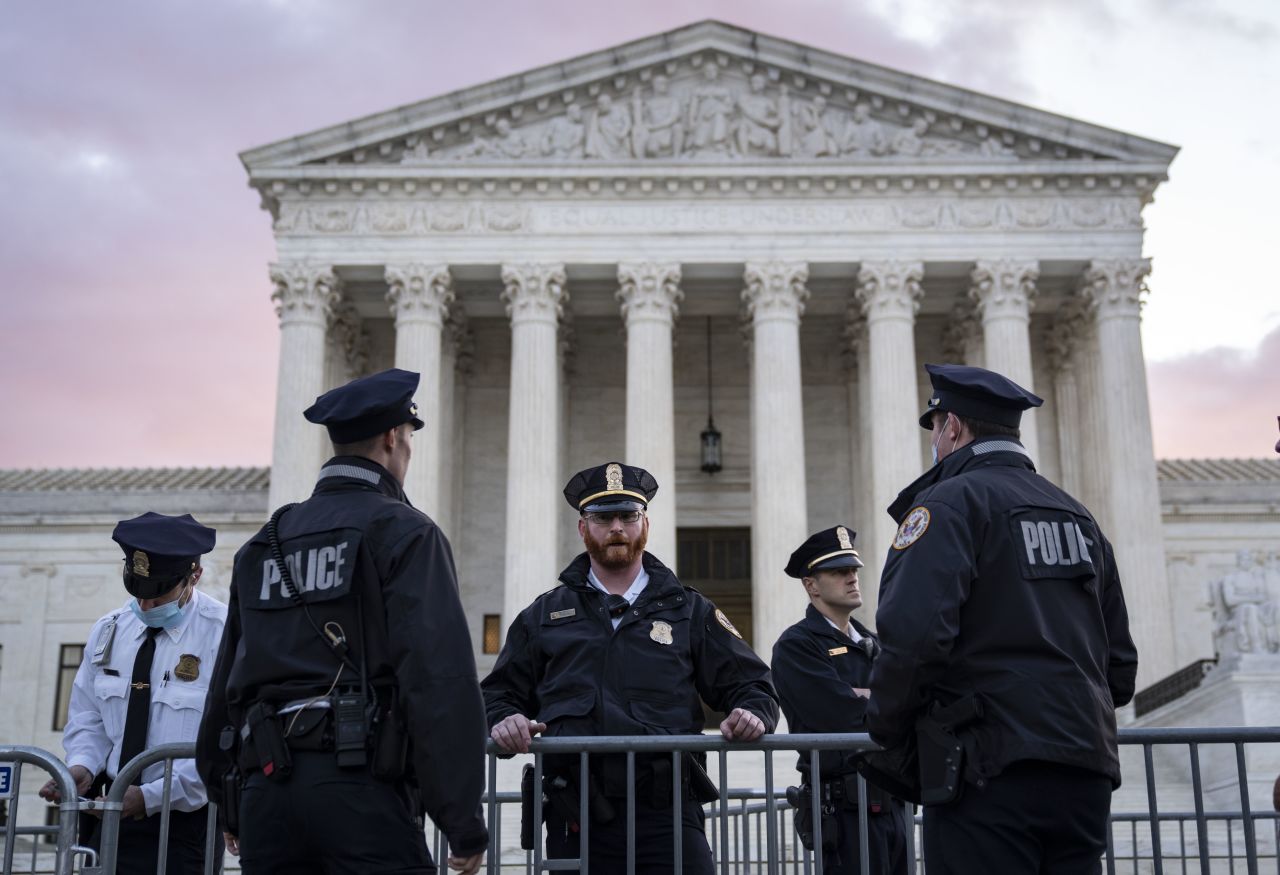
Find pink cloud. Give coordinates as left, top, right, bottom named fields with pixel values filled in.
left=1148, top=325, right=1280, bottom=459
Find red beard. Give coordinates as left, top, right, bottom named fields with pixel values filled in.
left=583, top=524, right=648, bottom=570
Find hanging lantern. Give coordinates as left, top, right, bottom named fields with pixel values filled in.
left=701, top=316, right=722, bottom=474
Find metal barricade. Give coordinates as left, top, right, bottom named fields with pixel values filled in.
left=84, top=743, right=219, bottom=875
left=0, top=745, right=83, bottom=875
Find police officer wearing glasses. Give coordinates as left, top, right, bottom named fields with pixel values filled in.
left=197, top=368, right=488, bottom=875
left=866, top=364, right=1138, bottom=875
left=772, top=526, right=908, bottom=874
left=482, top=462, right=780, bottom=874
left=41, top=512, right=225, bottom=875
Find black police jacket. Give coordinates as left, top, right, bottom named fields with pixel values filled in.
left=772, top=605, right=878, bottom=780
left=866, top=440, right=1139, bottom=787
left=482, top=551, right=780, bottom=794
left=196, top=456, right=488, bottom=856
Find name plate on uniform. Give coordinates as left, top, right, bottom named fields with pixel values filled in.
left=828, top=646, right=849, bottom=656
left=0, top=763, right=13, bottom=800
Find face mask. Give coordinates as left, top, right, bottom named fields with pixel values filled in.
left=930, top=416, right=952, bottom=466
left=130, top=587, right=190, bottom=629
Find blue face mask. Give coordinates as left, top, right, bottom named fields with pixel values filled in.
left=130, top=590, right=190, bottom=629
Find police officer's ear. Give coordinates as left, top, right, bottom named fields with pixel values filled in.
left=801, top=576, right=819, bottom=598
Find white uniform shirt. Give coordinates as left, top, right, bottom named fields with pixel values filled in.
left=63, top=589, right=227, bottom=815
left=587, top=566, right=650, bottom=630
left=824, top=615, right=865, bottom=645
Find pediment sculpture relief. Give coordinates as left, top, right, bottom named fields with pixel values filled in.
left=391, top=65, right=1029, bottom=165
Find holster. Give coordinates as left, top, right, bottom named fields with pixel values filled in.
left=221, top=768, right=242, bottom=836
left=649, top=754, right=718, bottom=808
left=244, top=702, right=292, bottom=782
left=371, top=689, right=408, bottom=781
left=786, top=784, right=838, bottom=854
left=916, top=696, right=983, bottom=806
left=855, top=741, right=922, bottom=805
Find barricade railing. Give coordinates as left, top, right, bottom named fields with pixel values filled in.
left=0, top=746, right=82, bottom=875
left=4, top=725, right=1279, bottom=874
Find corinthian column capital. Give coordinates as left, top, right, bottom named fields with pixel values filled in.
left=501, top=263, right=568, bottom=324
left=940, top=302, right=982, bottom=363
left=269, top=261, right=341, bottom=326
left=742, top=261, right=809, bottom=323
left=855, top=260, right=924, bottom=321
left=385, top=263, right=454, bottom=326
left=1079, top=258, right=1152, bottom=320
left=617, top=262, right=683, bottom=327
left=969, top=258, right=1039, bottom=321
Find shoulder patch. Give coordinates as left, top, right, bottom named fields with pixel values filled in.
left=893, top=506, right=931, bottom=550
left=715, top=608, right=743, bottom=639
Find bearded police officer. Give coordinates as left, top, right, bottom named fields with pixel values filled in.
left=40, top=513, right=225, bottom=875
left=197, top=368, right=487, bottom=875
left=482, top=462, right=780, bottom=874
left=772, top=527, right=908, bottom=875
left=865, top=364, right=1138, bottom=875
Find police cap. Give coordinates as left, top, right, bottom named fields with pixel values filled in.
left=304, top=368, right=425, bottom=443
left=112, top=512, right=216, bottom=599
left=563, top=462, right=659, bottom=514
left=785, top=525, right=864, bottom=578
left=918, top=363, right=1043, bottom=429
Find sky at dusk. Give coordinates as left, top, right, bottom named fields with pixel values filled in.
left=1, top=0, right=1277, bottom=469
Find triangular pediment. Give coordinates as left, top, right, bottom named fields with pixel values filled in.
left=242, top=21, right=1176, bottom=174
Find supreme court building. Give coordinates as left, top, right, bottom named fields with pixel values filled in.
left=3, top=22, right=1279, bottom=757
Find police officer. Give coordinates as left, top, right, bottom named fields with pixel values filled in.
left=196, top=368, right=488, bottom=875
left=40, top=512, right=225, bottom=875
left=772, top=526, right=908, bottom=874
left=865, top=364, right=1139, bottom=875
left=482, top=462, right=780, bottom=874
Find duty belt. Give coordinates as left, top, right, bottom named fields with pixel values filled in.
left=817, top=773, right=893, bottom=813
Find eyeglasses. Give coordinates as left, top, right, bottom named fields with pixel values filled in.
left=582, top=510, right=644, bottom=525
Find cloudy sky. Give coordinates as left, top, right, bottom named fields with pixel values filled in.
left=1, top=0, right=1276, bottom=468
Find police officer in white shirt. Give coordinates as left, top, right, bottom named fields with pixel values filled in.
left=40, top=511, right=227, bottom=875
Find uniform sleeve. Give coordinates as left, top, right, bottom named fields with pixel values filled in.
left=771, top=634, right=869, bottom=732
left=383, top=523, right=489, bottom=858
left=692, top=600, right=780, bottom=732
left=867, top=499, right=975, bottom=747
left=63, top=622, right=111, bottom=775
left=1098, top=535, right=1138, bottom=707
left=197, top=573, right=242, bottom=808
left=140, top=760, right=207, bottom=815
left=480, top=613, right=540, bottom=729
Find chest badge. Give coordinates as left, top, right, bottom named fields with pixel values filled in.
left=174, top=654, right=200, bottom=682
left=650, top=620, right=674, bottom=645
left=549, top=608, right=576, bottom=620
left=828, top=646, right=849, bottom=656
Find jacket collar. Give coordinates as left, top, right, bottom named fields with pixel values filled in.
left=887, top=439, right=1035, bottom=522
left=559, top=551, right=684, bottom=599
left=314, top=455, right=408, bottom=503
left=801, top=603, right=875, bottom=643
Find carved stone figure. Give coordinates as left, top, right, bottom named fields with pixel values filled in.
left=1210, top=551, right=1280, bottom=658
left=631, top=75, right=684, bottom=158
left=464, top=118, right=532, bottom=159
left=979, top=135, right=1017, bottom=158
left=685, top=63, right=735, bottom=157
left=841, top=103, right=888, bottom=157
left=793, top=95, right=838, bottom=158
left=541, top=103, right=586, bottom=158
left=400, top=139, right=432, bottom=165
left=891, top=117, right=929, bottom=157
left=735, top=74, right=791, bottom=157
left=584, top=94, right=632, bottom=160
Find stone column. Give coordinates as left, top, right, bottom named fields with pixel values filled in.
left=436, top=309, right=471, bottom=536
left=970, top=259, right=1041, bottom=460
left=940, top=302, right=983, bottom=367
left=1081, top=258, right=1175, bottom=686
left=268, top=262, right=340, bottom=510
left=386, top=263, right=454, bottom=517
left=617, top=262, right=683, bottom=565
left=501, top=263, right=568, bottom=624
left=1045, top=301, right=1087, bottom=498
left=856, top=260, right=925, bottom=607
left=844, top=309, right=879, bottom=627
left=743, top=262, right=810, bottom=654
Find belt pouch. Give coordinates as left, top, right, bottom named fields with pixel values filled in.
left=245, top=702, right=292, bottom=782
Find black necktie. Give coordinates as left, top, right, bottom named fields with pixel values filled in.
left=119, top=627, right=162, bottom=780
left=858, top=637, right=879, bottom=660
